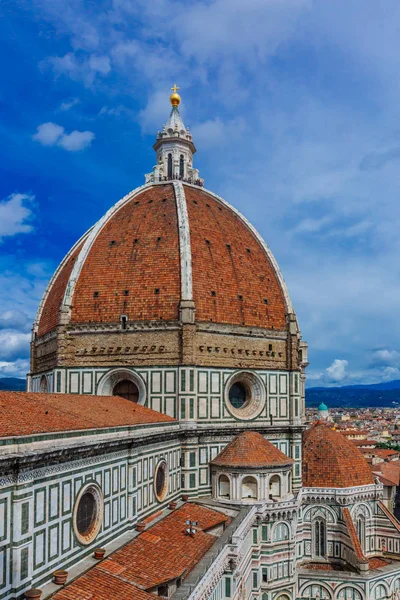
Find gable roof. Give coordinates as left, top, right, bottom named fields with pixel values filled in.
left=52, top=503, right=229, bottom=598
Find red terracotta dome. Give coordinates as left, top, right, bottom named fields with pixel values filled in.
left=302, top=423, right=374, bottom=488
left=211, top=431, right=293, bottom=468
left=35, top=182, right=292, bottom=337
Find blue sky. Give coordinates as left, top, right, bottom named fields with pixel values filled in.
left=1, top=0, right=400, bottom=386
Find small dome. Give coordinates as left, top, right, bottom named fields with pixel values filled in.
left=303, top=423, right=374, bottom=488
left=211, top=431, right=293, bottom=468
left=318, top=402, right=328, bottom=411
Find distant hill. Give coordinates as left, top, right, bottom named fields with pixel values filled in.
left=306, top=380, right=400, bottom=408
left=0, top=378, right=26, bottom=391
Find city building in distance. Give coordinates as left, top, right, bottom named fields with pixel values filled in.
left=1, top=88, right=400, bottom=600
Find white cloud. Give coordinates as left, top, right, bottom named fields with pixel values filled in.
left=0, top=359, right=29, bottom=379
left=0, top=310, right=31, bottom=332
left=0, top=194, right=35, bottom=240
left=382, top=366, right=400, bottom=381
left=373, top=349, right=400, bottom=366
left=0, top=331, right=31, bottom=361
left=44, top=52, right=111, bottom=86
left=58, top=130, right=95, bottom=151
left=60, top=97, right=80, bottom=111
left=33, top=122, right=94, bottom=151
left=33, top=122, right=64, bottom=146
left=325, top=359, right=349, bottom=383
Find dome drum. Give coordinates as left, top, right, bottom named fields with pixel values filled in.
left=212, top=464, right=294, bottom=504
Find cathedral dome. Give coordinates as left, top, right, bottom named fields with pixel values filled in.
left=35, top=182, right=292, bottom=336
left=302, top=423, right=374, bottom=488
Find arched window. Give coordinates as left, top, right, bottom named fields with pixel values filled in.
left=40, top=375, right=48, bottom=393
left=288, top=471, right=292, bottom=493
left=168, top=153, right=173, bottom=178
left=274, top=522, right=290, bottom=541
left=269, top=475, right=281, bottom=499
left=179, top=154, right=184, bottom=178
left=241, top=476, right=258, bottom=500
left=219, top=474, right=230, bottom=498
left=303, top=585, right=331, bottom=600
left=357, top=515, right=366, bottom=551
left=113, top=380, right=139, bottom=402
left=314, top=519, right=326, bottom=557
left=374, top=584, right=388, bottom=600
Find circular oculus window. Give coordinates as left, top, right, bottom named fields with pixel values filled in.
left=225, top=371, right=265, bottom=420
left=73, top=483, right=104, bottom=546
left=154, top=460, right=168, bottom=502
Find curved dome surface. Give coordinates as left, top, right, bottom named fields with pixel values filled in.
left=35, top=182, right=292, bottom=336
left=303, top=423, right=374, bottom=488
left=211, top=431, right=293, bottom=468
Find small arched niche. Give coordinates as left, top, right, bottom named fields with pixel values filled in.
left=218, top=474, right=230, bottom=499
left=241, top=476, right=258, bottom=500
left=39, top=375, right=48, bottom=393
left=269, top=474, right=281, bottom=500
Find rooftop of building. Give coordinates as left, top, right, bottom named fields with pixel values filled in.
left=303, top=422, right=375, bottom=488
left=0, top=392, right=174, bottom=438
left=211, top=430, right=293, bottom=469
left=52, top=502, right=230, bottom=599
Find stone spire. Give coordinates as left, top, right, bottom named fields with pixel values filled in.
left=145, top=85, right=203, bottom=186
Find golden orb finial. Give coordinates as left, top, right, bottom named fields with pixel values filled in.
left=170, top=83, right=181, bottom=107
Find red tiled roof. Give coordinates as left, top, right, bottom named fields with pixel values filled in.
left=37, top=239, right=86, bottom=336
left=185, top=187, right=286, bottom=328
left=342, top=507, right=367, bottom=563
left=37, top=183, right=287, bottom=334
left=352, top=440, right=377, bottom=447
left=372, top=462, right=400, bottom=486
left=373, top=449, right=400, bottom=459
left=369, top=557, right=390, bottom=570
left=70, top=185, right=181, bottom=324
left=211, top=431, right=293, bottom=468
left=53, top=503, right=229, bottom=598
left=378, top=500, right=400, bottom=533
left=52, top=568, right=154, bottom=600
left=303, top=423, right=375, bottom=488
left=0, top=392, right=174, bottom=438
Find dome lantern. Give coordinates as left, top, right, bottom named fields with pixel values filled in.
left=145, top=85, right=204, bottom=187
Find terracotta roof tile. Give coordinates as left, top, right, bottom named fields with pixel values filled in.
left=52, top=568, right=154, bottom=600
left=0, top=392, right=174, bottom=438
left=53, top=503, right=229, bottom=598
left=342, top=507, right=367, bottom=563
left=303, top=423, right=374, bottom=488
left=71, top=185, right=181, bottom=324
left=211, top=431, right=293, bottom=468
left=185, top=186, right=287, bottom=328
left=38, top=239, right=86, bottom=336
left=38, top=183, right=288, bottom=332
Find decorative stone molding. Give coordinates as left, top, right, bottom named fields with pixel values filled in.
left=224, top=370, right=266, bottom=420
left=73, top=482, right=104, bottom=546
left=96, top=368, right=146, bottom=402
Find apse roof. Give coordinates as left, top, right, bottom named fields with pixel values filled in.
left=302, top=422, right=374, bottom=488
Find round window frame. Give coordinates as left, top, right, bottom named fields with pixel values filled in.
left=225, top=371, right=266, bottom=420
left=73, top=482, right=104, bottom=546
left=154, top=459, right=169, bottom=503
left=96, top=368, right=146, bottom=404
